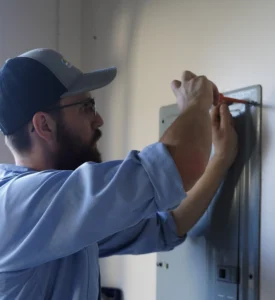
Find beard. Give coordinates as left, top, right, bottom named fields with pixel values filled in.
left=53, top=122, right=102, bottom=170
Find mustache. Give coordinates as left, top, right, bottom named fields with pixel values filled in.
left=92, top=129, right=102, bottom=143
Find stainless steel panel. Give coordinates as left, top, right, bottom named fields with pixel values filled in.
left=156, top=85, right=261, bottom=300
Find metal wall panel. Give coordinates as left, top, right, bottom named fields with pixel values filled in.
left=156, top=85, right=262, bottom=300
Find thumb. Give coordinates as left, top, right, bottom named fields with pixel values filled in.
left=211, top=105, right=220, bottom=129
left=171, top=80, right=181, bottom=96
left=220, top=104, right=231, bottom=129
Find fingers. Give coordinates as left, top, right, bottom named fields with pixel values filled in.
left=212, top=82, right=220, bottom=106
left=171, top=70, right=219, bottom=107
left=213, top=104, right=235, bottom=130
left=171, top=71, right=197, bottom=96
left=211, top=105, right=221, bottom=129
left=171, top=80, right=181, bottom=89
left=191, top=75, right=219, bottom=105
left=198, top=78, right=219, bottom=106
left=182, top=70, right=197, bottom=82
left=220, top=104, right=232, bottom=129
left=171, top=80, right=181, bottom=96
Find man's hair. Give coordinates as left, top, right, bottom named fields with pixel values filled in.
left=5, top=109, right=62, bottom=154
left=5, top=123, right=32, bottom=153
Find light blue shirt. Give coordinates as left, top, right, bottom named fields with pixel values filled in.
left=0, top=142, right=186, bottom=299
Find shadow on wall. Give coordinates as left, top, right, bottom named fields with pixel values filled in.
left=83, top=0, right=146, bottom=161
left=260, top=88, right=275, bottom=299
left=261, top=88, right=275, bottom=166
left=83, top=0, right=147, bottom=296
left=188, top=109, right=257, bottom=240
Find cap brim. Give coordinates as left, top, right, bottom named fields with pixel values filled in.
left=61, top=67, right=117, bottom=98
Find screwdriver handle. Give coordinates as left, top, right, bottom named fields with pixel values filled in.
left=219, top=94, right=248, bottom=105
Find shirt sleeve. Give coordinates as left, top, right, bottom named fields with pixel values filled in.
left=98, top=212, right=186, bottom=257
left=0, top=142, right=186, bottom=271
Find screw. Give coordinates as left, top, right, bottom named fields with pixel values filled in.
left=157, top=262, right=163, bottom=267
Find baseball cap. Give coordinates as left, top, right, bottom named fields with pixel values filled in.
left=0, top=48, right=117, bottom=135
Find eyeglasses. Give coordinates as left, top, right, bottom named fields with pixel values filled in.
left=44, top=97, right=97, bottom=115
left=31, top=97, right=97, bottom=132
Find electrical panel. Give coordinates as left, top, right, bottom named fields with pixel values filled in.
left=156, top=85, right=262, bottom=300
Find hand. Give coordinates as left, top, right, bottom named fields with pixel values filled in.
left=211, top=104, right=238, bottom=168
left=171, top=71, right=220, bottom=113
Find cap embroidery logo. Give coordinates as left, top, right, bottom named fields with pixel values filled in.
left=61, top=58, right=72, bottom=68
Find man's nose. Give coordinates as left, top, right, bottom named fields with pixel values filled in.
left=95, top=112, right=104, bottom=127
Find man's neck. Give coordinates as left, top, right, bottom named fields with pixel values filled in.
left=14, top=150, right=55, bottom=171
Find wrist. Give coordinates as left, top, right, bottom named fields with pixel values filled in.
left=179, top=101, right=210, bottom=119
left=188, top=98, right=212, bottom=113
left=208, top=155, right=231, bottom=174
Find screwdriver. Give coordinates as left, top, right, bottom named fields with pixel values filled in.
left=219, top=93, right=260, bottom=106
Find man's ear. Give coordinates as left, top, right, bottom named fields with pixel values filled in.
left=32, top=112, right=57, bottom=143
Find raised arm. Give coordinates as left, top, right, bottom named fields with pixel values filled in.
left=171, top=104, right=238, bottom=236
left=160, top=71, right=220, bottom=191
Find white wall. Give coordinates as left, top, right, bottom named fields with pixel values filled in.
left=1, top=1, right=274, bottom=299
left=83, top=1, right=275, bottom=300
left=0, top=0, right=83, bottom=163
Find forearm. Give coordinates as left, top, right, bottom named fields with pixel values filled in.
left=160, top=103, right=212, bottom=191
left=171, top=156, right=229, bottom=237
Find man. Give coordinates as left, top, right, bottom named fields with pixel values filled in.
left=0, top=48, right=237, bottom=299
